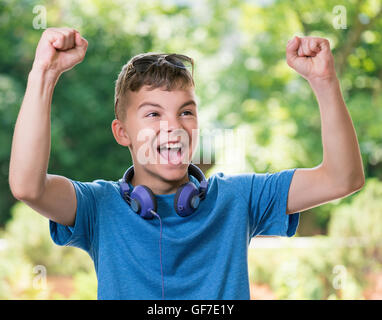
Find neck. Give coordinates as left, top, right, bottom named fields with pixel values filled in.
left=130, top=166, right=190, bottom=195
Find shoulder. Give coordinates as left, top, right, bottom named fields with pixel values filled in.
left=208, top=171, right=256, bottom=185
left=69, top=178, right=120, bottom=202
left=207, top=170, right=274, bottom=187
left=206, top=169, right=296, bottom=200
left=206, top=171, right=258, bottom=203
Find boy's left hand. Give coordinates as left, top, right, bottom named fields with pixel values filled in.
left=286, top=36, right=336, bottom=83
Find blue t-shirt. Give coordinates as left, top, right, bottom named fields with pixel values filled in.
left=50, top=169, right=300, bottom=300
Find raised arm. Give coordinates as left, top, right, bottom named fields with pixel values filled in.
left=284, top=36, right=365, bottom=214
left=9, top=27, right=88, bottom=226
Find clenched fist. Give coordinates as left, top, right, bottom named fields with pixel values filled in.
left=32, top=27, right=88, bottom=76
left=286, top=36, right=336, bottom=82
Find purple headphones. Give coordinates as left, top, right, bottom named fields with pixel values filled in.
left=118, top=163, right=208, bottom=219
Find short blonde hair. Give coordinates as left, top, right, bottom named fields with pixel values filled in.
left=114, top=52, right=195, bottom=121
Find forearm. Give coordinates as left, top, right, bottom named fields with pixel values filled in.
left=309, top=77, right=365, bottom=189
left=9, top=68, right=59, bottom=199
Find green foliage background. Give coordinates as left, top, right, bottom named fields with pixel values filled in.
left=0, top=0, right=381, bottom=299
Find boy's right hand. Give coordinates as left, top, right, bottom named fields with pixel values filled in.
left=32, top=27, right=88, bottom=77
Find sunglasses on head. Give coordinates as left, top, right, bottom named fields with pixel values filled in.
left=132, top=53, right=194, bottom=78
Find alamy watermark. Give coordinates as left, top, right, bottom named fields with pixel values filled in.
left=332, top=264, right=347, bottom=290
left=32, top=264, right=47, bottom=291
left=134, top=122, right=247, bottom=170
left=32, top=5, right=47, bottom=30
left=332, top=5, right=347, bottom=29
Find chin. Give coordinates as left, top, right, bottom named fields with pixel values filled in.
left=154, top=162, right=190, bottom=182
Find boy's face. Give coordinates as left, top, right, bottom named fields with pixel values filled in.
left=112, top=85, right=199, bottom=183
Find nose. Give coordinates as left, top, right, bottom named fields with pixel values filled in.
left=161, top=114, right=182, bottom=133
left=158, top=115, right=188, bottom=145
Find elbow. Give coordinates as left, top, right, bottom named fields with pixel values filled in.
left=9, top=179, right=24, bottom=201
left=10, top=184, right=43, bottom=202
left=352, top=175, right=365, bottom=191
left=322, top=164, right=366, bottom=198
left=11, top=189, right=37, bottom=202
left=9, top=175, right=46, bottom=201
left=343, top=172, right=365, bottom=195
left=351, top=167, right=366, bottom=191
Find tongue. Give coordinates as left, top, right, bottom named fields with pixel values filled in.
left=160, top=148, right=182, bottom=165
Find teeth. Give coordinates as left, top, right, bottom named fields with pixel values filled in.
left=159, top=142, right=182, bottom=150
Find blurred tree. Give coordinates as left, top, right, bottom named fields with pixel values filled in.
left=205, top=0, right=382, bottom=232
left=1, top=0, right=381, bottom=234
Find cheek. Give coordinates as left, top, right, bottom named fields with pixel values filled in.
left=184, top=122, right=199, bottom=152
left=131, top=123, right=158, bottom=152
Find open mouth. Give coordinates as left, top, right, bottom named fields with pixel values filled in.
left=156, top=142, right=186, bottom=165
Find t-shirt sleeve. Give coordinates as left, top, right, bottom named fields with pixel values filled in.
left=49, top=179, right=99, bottom=253
left=246, top=168, right=300, bottom=238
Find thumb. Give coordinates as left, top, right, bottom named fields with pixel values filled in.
left=287, top=36, right=300, bottom=50
left=74, top=31, right=88, bottom=48
left=318, top=38, right=331, bottom=52
left=286, top=36, right=300, bottom=65
left=286, top=36, right=300, bottom=53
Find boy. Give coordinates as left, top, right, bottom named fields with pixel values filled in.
left=9, top=28, right=365, bottom=300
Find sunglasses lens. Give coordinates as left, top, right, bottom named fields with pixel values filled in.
left=133, top=57, right=157, bottom=73
left=132, top=55, right=193, bottom=74
left=166, top=55, right=193, bottom=71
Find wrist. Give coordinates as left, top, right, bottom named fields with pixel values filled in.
left=309, top=75, right=344, bottom=105
left=27, top=66, right=60, bottom=96
left=308, top=74, right=339, bottom=90
left=29, top=64, right=61, bottom=83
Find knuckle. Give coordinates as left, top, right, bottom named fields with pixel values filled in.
left=42, top=28, right=54, bottom=36
left=61, top=30, right=70, bottom=37
left=64, top=27, right=75, bottom=35
left=59, top=29, right=71, bottom=38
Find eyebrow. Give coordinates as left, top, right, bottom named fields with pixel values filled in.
left=137, top=99, right=197, bottom=110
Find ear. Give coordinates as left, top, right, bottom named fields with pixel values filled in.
left=111, top=119, right=132, bottom=147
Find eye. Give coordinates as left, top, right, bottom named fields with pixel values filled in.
left=146, top=112, right=160, bottom=118
left=181, top=110, right=194, bottom=116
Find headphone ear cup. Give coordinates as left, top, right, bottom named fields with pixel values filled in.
left=174, top=184, right=185, bottom=214
left=130, top=185, right=157, bottom=219
left=174, top=183, right=199, bottom=217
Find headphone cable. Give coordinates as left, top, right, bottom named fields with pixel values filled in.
left=150, top=210, right=164, bottom=300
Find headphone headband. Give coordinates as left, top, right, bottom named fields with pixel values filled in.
left=122, top=163, right=207, bottom=190
left=119, top=163, right=208, bottom=218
